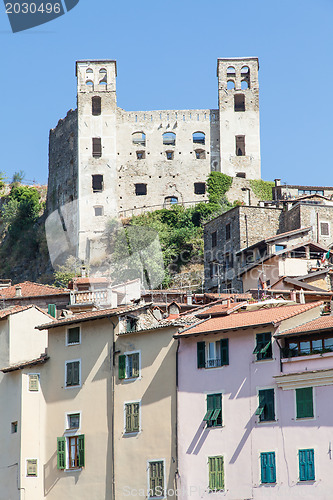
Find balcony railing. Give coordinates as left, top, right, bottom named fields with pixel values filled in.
left=206, top=358, right=222, bottom=368
left=70, top=289, right=109, bottom=305
left=282, top=346, right=333, bottom=358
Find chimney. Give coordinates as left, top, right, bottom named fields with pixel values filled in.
left=274, top=179, right=281, bottom=187
left=15, top=285, right=22, bottom=297
left=186, top=291, right=193, bottom=306
left=81, top=266, right=86, bottom=278
left=227, top=298, right=231, bottom=309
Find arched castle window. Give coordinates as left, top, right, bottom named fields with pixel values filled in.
left=99, top=68, right=107, bottom=85
left=132, top=132, right=146, bottom=146
left=241, top=66, right=250, bottom=88
left=227, top=80, right=235, bottom=90
left=234, top=94, right=245, bottom=112
left=92, top=96, right=101, bottom=116
left=241, top=80, right=249, bottom=90
left=86, top=68, right=93, bottom=74
left=193, top=132, right=205, bottom=145
left=86, top=80, right=94, bottom=88
left=163, top=132, right=176, bottom=146
left=227, top=66, right=236, bottom=77
left=164, top=196, right=178, bottom=206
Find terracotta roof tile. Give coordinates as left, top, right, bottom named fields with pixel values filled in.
left=36, top=303, right=151, bottom=330
left=1, top=353, right=49, bottom=373
left=0, top=281, right=69, bottom=299
left=196, top=302, right=247, bottom=317
left=276, top=315, right=333, bottom=337
left=0, top=304, right=54, bottom=320
left=175, top=301, right=323, bottom=337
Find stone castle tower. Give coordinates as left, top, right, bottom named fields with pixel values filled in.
left=46, top=57, right=261, bottom=263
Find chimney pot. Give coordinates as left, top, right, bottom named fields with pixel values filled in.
left=15, top=285, right=22, bottom=297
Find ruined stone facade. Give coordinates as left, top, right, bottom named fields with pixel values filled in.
left=47, top=58, right=261, bottom=261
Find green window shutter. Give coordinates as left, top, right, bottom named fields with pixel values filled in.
left=66, top=363, right=73, bottom=386
left=306, top=449, right=315, bottom=480
left=255, top=332, right=272, bottom=360
left=208, top=457, right=216, bottom=490
left=48, top=304, right=56, bottom=318
left=132, top=353, right=140, bottom=378
left=73, top=362, right=80, bottom=385
left=119, top=355, right=126, bottom=379
left=299, top=449, right=315, bottom=481
left=149, top=461, right=164, bottom=496
left=133, top=403, right=139, bottom=432
left=197, top=342, right=206, bottom=368
left=203, top=409, right=214, bottom=421
left=220, top=339, right=229, bottom=365
left=216, top=456, right=224, bottom=490
left=258, top=389, right=275, bottom=421
left=299, top=450, right=307, bottom=481
left=296, top=388, right=313, bottom=419
left=125, top=404, right=132, bottom=432
left=57, top=437, right=66, bottom=470
left=78, top=435, right=85, bottom=467
left=261, top=452, right=276, bottom=483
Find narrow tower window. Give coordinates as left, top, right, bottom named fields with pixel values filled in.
left=92, top=138, right=102, bottom=158
left=236, top=136, right=245, bottom=156
left=192, top=132, right=205, bottom=145
left=234, top=94, right=245, bottom=112
left=227, top=66, right=236, bottom=77
left=92, top=96, right=101, bottom=116
left=92, top=175, right=103, bottom=193
left=99, top=68, right=107, bottom=85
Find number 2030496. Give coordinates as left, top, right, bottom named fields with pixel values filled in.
left=6, top=3, right=61, bottom=14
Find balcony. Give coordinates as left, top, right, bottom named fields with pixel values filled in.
left=206, top=358, right=222, bottom=368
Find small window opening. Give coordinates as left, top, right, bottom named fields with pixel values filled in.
left=241, top=66, right=250, bottom=88
left=193, top=132, right=205, bottom=145
left=195, top=149, right=206, bottom=159
left=194, top=183, right=206, bottom=195
left=236, top=172, right=246, bottom=178
left=68, top=413, right=80, bottom=429
left=163, top=132, right=176, bottom=146
left=227, top=80, right=235, bottom=90
left=85, top=80, right=94, bottom=88
left=234, top=94, right=245, bottom=112
left=94, top=206, right=103, bottom=217
left=92, top=174, right=103, bottom=193
left=136, top=151, right=146, bottom=160
left=227, top=66, right=236, bottom=77
left=92, top=138, right=102, bottom=158
left=166, top=151, right=174, bottom=160
left=132, top=132, right=146, bottom=146
left=164, top=196, right=178, bottom=206
left=99, top=68, right=107, bottom=85
left=241, top=80, right=249, bottom=90
left=135, top=184, right=147, bottom=196
left=11, top=421, right=18, bottom=433
left=236, top=136, right=245, bottom=156
left=92, top=96, right=101, bottom=116
left=86, top=68, right=93, bottom=74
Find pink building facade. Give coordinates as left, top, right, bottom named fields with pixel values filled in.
left=176, top=301, right=333, bottom=499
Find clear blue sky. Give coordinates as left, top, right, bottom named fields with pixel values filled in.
left=0, top=0, right=332, bottom=186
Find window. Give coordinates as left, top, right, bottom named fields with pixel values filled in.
left=203, top=394, right=222, bottom=427
left=99, top=68, right=107, bottom=85
left=226, top=223, right=231, bottom=240
left=282, top=334, right=333, bottom=358
left=94, top=206, right=103, bottom=216
left=92, top=96, right=101, bottom=115
left=296, top=388, right=314, bottom=419
left=148, top=461, right=164, bottom=498
left=275, top=244, right=286, bottom=252
left=92, top=138, right=102, bottom=158
left=166, top=151, right=174, bottom=160
left=197, top=340, right=229, bottom=369
left=26, top=459, right=38, bottom=477
left=208, top=456, right=224, bottom=491
left=164, top=196, right=178, bottom=206
left=132, top=132, right=146, bottom=146
left=256, top=389, right=275, bottom=422
left=125, top=402, right=140, bottom=433
left=253, top=332, right=272, bottom=361
left=299, top=449, right=315, bottom=481
left=136, top=150, right=145, bottom=160
left=236, top=135, right=245, bottom=156
left=195, top=149, right=206, bottom=159
left=67, top=413, right=80, bottom=430
left=212, top=231, right=217, bottom=248
left=119, top=352, right=140, bottom=380
left=320, top=222, right=329, bottom=236
left=57, top=435, right=85, bottom=470
left=135, top=183, right=147, bottom=196
left=92, top=174, right=103, bottom=193
left=234, top=94, right=245, bottom=112
left=48, top=303, right=56, bottom=318
left=11, top=421, right=18, bottom=433
left=126, top=316, right=138, bottom=332
left=162, top=132, right=176, bottom=146
left=227, top=66, right=235, bottom=76
left=65, top=360, right=80, bottom=387
left=227, top=80, right=235, bottom=90
left=260, top=452, right=276, bottom=483
left=192, top=132, right=205, bottom=145
left=67, top=327, right=80, bottom=345
left=194, top=182, right=206, bottom=195
left=29, top=374, right=39, bottom=392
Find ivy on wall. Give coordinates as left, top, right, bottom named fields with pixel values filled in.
left=249, top=179, right=274, bottom=200
left=207, top=172, right=233, bottom=203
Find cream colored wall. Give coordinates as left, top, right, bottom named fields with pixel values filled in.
left=114, top=326, right=177, bottom=500
left=42, top=317, right=114, bottom=499
left=9, top=308, right=50, bottom=365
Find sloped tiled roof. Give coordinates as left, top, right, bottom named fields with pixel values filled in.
left=36, top=303, right=151, bottom=330
left=0, top=281, right=69, bottom=299
left=1, top=353, right=49, bottom=373
left=275, top=315, right=333, bottom=337
left=0, top=304, right=54, bottom=321
left=175, top=301, right=323, bottom=338
left=196, top=301, right=247, bottom=318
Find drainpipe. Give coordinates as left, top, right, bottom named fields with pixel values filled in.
left=245, top=215, right=249, bottom=248
left=317, top=212, right=320, bottom=244
left=174, top=339, right=180, bottom=494
left=107, top=317, right=116, bottom=500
